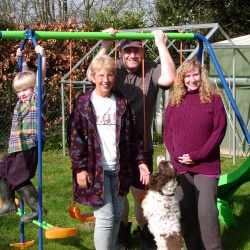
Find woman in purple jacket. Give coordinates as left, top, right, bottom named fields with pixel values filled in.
left=67, top=55, right=150, bottom=250
left=164, top=58, right=227, bottom=250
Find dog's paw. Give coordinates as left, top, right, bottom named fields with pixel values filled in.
left=157, top=154, right=166, bottom=167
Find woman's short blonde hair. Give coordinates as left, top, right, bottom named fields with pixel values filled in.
left=12, top=71, right=36, bottom=92
left=88, top=55, right=116, bottom=77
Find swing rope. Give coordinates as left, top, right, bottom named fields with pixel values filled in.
left=114, top=39, right=118, bottom=88
left=69, top=32, right=76, bottom=209
left=69, top=39, right=73, bottom=113
left=178, top=30, right=185, bottom=64
left=68, top=36, right=95, bottom=222
left=69, top=38, right=76, bottom=209
left=112, top=33, right=147, bottom=201
left=68, top=33, right=147, bottom=218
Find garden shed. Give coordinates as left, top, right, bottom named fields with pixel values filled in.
left=209, top=35, right=250, bottom=156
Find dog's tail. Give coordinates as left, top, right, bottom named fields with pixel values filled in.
left=157, top=154, right=166, bottom=167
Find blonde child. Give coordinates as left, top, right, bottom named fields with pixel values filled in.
left=0, top=45, right=47, bottom=222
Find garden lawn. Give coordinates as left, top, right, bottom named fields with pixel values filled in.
left=0, top=147, right=249, bottom=250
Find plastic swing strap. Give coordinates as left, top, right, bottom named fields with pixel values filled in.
left=67, top=38, right=94, bottom=222
left=140, top=185, right=147, bottom=202
left=114, top=39, right=118, bottom=88
left=69, top=39, right=73, bottom=112
left=68, top=35, right=77, bottom=216
left=141, top=31, right=148, bottom=201
left=178, top=29, right=185, bottom=64
left=141, top=32, right=146, bottom=152
left=68, top=173, right=95, bottom=222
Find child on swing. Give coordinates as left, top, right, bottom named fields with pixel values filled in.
left=0, top=45, right=47, bottom=222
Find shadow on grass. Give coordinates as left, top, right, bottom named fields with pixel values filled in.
left=221, top=194, right=250, bottom=250
left=45, top=232, right=92, bottom=250
left=0, top=213, right=92, bottom=250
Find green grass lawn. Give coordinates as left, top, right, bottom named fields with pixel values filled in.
left=0, top=147, right=250, bottom=250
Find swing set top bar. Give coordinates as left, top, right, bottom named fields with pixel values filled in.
left=0, top=30, right=195, bottom=40
left=1, top=30, right=249, bottom=145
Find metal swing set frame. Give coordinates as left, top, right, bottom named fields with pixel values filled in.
left=0, top=28, right=249, bottom=249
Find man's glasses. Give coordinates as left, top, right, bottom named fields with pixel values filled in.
left=95, top=74, right=115, bottom=81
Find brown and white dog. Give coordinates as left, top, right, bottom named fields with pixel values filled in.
left=141, top=154, right=184, bottom=250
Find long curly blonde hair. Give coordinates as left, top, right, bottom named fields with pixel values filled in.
left=169, top=58, right=222, bottom=106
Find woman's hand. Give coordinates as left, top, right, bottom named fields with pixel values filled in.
left=77, top=170, right=90, bottom=189
left=178, top=154, right=194, bottom=165
left=138, top=163, right=150, bottom=185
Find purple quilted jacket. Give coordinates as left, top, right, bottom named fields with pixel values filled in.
left=67, top=87, right=147, bottom=206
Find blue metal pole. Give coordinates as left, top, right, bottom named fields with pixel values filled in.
left=31, top=35, right=44, bottom=250
left=17, top=30, right=44, bottom=250
left=197, top=39, right=203, bottom=63
left=194, top=33, right=250, bottom=145
left=18, top=39, right=27, bottom=245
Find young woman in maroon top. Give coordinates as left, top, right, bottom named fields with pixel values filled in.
left=164, top=58, right=227, bottom=250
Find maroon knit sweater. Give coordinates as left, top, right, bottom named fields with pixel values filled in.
left=164, top=90, right=227, bottom=175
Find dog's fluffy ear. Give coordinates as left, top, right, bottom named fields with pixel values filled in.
left=157, top=154, right=166, bottom=167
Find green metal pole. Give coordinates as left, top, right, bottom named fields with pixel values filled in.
left=1, top=31, right=26, bottom=39
left=35, top=31, right=194, bottom=40
left=1, top=30, right=194, bottom=40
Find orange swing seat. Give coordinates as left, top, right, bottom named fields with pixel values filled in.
left=68, top=205, right=95, bottom=222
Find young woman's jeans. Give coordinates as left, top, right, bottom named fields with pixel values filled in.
left=93, top=170, right=125, bottom=250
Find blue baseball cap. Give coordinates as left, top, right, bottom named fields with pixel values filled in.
left=119, top=40, right=142, bottom=50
